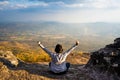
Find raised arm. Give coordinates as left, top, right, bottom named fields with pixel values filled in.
left=38, top=41, right=53, bottom=56
left=64, top=41, right=79, bottom=56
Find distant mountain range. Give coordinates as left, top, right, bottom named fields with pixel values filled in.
left=0, top=22, right=120, bottom=52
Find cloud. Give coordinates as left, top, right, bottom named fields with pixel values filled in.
left=0, top=0, right=120, bottom=10
left=0, top=1, right=9, bottom=10
left=60, top=0, right=119, bottom=9
left=65, top=3, right=84, bottom=8
left=0, top=0, right=108, bottom=10
left=89, top=0, right=113, bottom=9
left=0, top=0, right=9, bottom=9
left=0, top=1, right=9, bottom=5
left=0, top=0, right=49, bottom=10
left=86, top=0, right=120, bottom=9
left=10, top=1, right=48, bottom=9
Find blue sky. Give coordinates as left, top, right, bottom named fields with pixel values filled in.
left=0, top=0, right=120, bottom=23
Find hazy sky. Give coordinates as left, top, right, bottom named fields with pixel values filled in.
left=0, top=0, right=120, bottom=23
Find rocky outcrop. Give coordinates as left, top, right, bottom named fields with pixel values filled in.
left=85, top=38, right=120, bottom=80
left=0, top=50, right=92, bottom=80
left=0, top=58, right=92, bottom=80
left=0, top=50, right=19, bottom=67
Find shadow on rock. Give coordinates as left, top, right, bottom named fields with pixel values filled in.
left=0, top=58, right=91, bottom=80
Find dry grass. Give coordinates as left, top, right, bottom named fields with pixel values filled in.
left=0, top=41, right=89, bottom=64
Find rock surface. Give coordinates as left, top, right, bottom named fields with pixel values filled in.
left=0, top=50, right=19, bottom=67
left=0, top=61, right=93, bottom=80
left=86, top=37, right=120, bottom=80
left=0, top=50, right=92, bottom=80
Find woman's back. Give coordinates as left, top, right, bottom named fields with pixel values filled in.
left=38, top=41, right=79, bottom=73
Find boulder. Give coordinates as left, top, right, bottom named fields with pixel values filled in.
left=0, top=50, right=19, bottom=67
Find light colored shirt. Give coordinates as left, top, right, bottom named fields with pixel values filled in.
left=39, top=44, right=78, bottom=73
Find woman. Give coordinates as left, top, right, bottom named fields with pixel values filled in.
left=38, top=41, right=79, bottom=74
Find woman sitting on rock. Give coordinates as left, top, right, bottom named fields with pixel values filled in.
left=38, top=41, right=79, bottom=74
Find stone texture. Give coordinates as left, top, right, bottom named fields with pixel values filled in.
left=0, top=50, right=19, bottom=67
left=85, top=37, right=120, bottom=80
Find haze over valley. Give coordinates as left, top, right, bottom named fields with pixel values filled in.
left=0, top=22, right=119, bottom=52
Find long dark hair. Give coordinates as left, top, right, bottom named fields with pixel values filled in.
left=55, top=44, right=63, bottom=53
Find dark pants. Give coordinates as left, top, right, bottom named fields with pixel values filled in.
left=49, top=62, right=70, bottom=75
